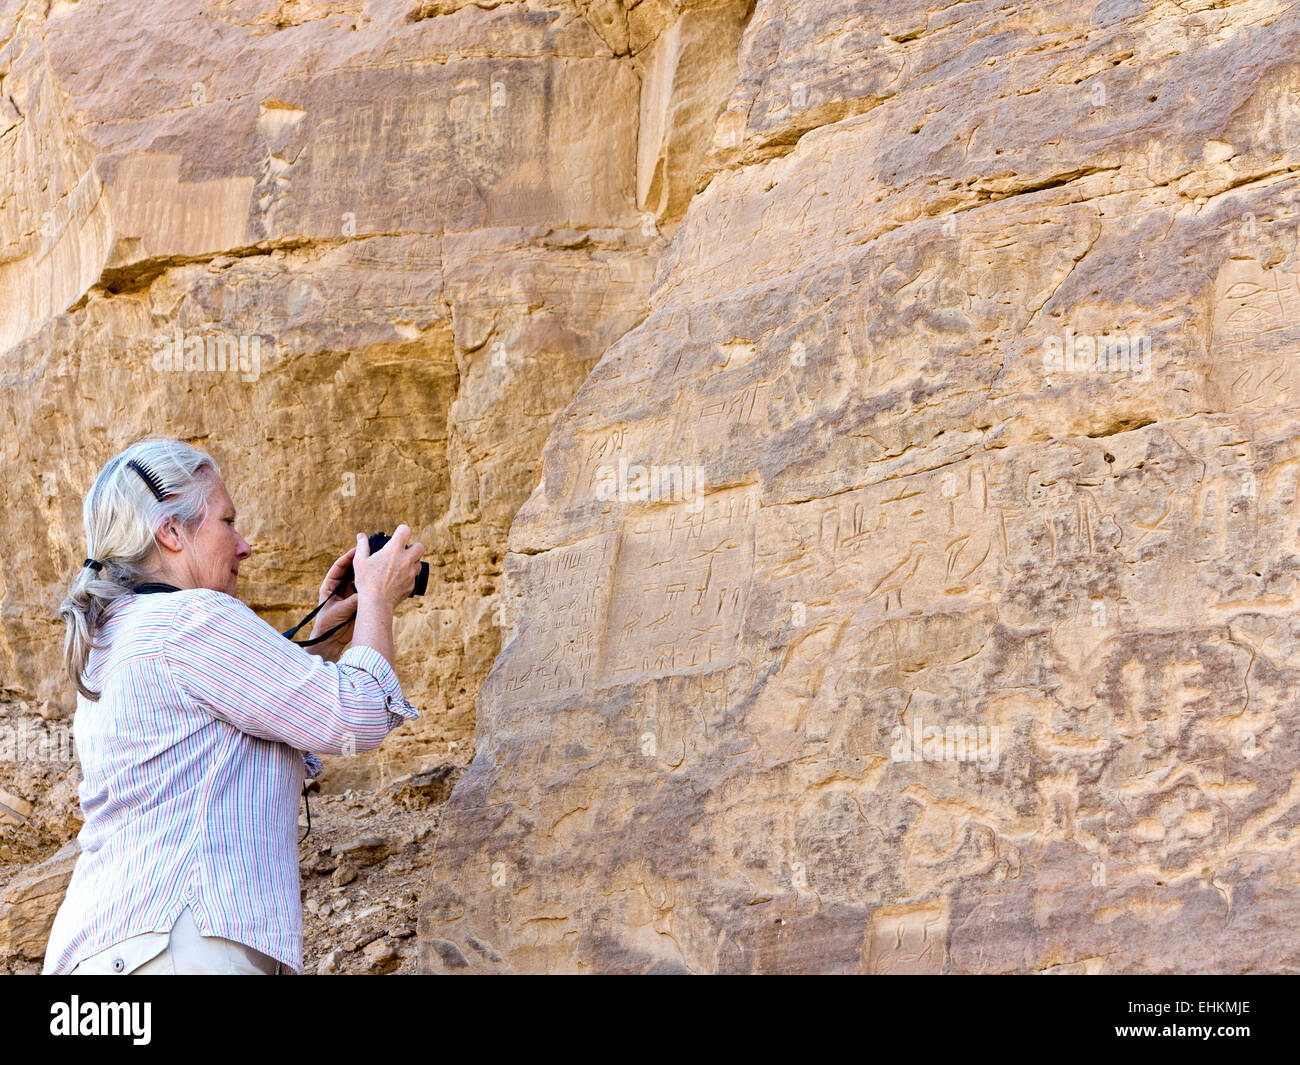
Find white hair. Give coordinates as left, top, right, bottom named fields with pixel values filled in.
left=59, top=436, right=221, bottom=699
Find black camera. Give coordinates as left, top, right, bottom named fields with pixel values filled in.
left=340, top=531, right=429, bottom=598
left=282, top=531, right=429, bottom=647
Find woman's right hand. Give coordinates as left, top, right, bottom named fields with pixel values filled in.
left=351, top=526, right=426, bottom=611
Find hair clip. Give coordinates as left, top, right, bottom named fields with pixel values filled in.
left=83, top=558, right=104, bottom=572
left=126, top=459, right=169, bottom=501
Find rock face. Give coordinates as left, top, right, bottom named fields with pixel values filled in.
left=418, top=2, right=1300, bottom=972
left=0, top=840, right=78, bottom=962
left=0, top=0, right=750, bottom=963
left=0, top=0, right=687, bottom=787
left=8, top=0, right=1300, bottom=975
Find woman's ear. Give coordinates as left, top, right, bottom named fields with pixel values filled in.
left=154, top=518, right=185, bottom=554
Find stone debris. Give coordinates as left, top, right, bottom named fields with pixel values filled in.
left=362, top=938, right=401, bottom=975
left=0, top=841, right=80, bottom=963
left=330, top=836, right=395, bottom=868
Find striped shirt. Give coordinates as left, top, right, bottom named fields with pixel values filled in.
left=42, top=587, right=418, bottom=975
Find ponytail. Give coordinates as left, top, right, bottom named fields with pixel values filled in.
left=59, top=436, right=219, bottom=700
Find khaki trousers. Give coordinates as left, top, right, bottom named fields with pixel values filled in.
left=70, top=905, right=280, bottom=975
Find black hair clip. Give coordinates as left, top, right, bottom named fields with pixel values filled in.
left=126, top=459, right=169, bottom=501
left=83, top=558, right=103, bottom=572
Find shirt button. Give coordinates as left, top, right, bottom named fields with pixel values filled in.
left=112, top=957, right=125, bottom=973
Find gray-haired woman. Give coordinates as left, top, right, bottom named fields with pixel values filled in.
left=42, top=436, right=425, bottom=975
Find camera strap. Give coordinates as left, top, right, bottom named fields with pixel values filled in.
left=281, top=588, right=356, bottom=647
left=133, top=581, right=354, bottom=647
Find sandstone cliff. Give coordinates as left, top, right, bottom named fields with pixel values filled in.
left=0, top=0, right=694, bottom=782
left=5, top=0, right=1300, bottom=974
left=0, top=0, right=747, bottom=966
left=417, top=0, right=1300, bottom=972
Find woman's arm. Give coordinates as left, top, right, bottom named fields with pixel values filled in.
left=353, top=596, right=395, bottom=666
left=161, top=589, right=418, bottom=756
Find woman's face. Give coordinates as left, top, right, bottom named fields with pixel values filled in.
left=167, top=473, right=252, bottom=595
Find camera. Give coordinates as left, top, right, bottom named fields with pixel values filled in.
left=340, top=531, right=428, bottom=598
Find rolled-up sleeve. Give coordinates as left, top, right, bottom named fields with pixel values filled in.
left=162, top=588, right=419, bottom=755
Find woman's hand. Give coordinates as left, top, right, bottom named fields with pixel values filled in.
left=307, top=546, right=361, bottom=661
left=350, top=526, right=425, bottom=667
left=351, top=525, right=426, bottom=610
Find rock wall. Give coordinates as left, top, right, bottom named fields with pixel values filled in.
left=0, top=0, right=751, bottom=965
left=418, top=1, right=1300, bottom=972
left=0, top=0, right=722, bottom=788
left=7, top=0, right=1300, bottom=975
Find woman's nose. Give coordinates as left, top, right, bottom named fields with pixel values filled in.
left=236, top=536, right=252, bottom=558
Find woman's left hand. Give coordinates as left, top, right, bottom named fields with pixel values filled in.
left=307, top=547, right=360, bottom=660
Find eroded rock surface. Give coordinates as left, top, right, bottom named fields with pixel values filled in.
left=8, top=0, right=1300, bottom=975
left=418, top=0, right=1300, bottom=972
left=0, top=0, right=749, bottom=965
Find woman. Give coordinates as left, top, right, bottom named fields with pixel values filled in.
left=41, top=436, right=426, bottom=975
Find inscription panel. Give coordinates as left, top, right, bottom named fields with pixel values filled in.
left=488, top=531, right=618, bottom=707
left=1208, top=258, right=1300, bottom=412
left=602, top=486, right=758, bottom=684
